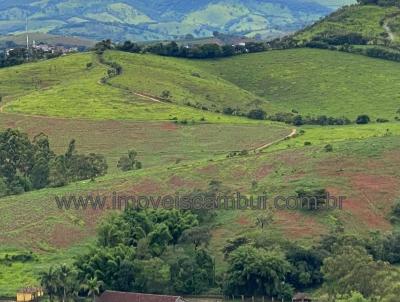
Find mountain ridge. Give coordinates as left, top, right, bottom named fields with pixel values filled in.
left=0, top=0, right=356, bottom=41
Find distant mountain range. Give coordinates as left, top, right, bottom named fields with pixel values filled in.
left=0, top=0, right=355, bottom=42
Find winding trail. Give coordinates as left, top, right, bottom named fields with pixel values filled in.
left=133, top=92, right=165, bottom=104
left=254, top=128, right=297, bottom=153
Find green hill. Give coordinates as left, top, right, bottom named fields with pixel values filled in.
left=194, top=48, right=400, bottom=121
left=2, top=47, right=400, bottom=297
left=3, top=48, right=400, bottom=122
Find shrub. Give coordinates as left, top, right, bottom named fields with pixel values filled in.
left=376, top=118, right=389, bottom=123
left=324, top=144, right=334, bottom=152
left=247, top=109, right=266, bottom=120
left=304, top=141, right=312, bottom=146
left=356, top=115, right=370, bottom=124
left=117, top=150, right=142, bottom=172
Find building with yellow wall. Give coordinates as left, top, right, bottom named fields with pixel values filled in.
left=16, top=287, right=43, bottom=302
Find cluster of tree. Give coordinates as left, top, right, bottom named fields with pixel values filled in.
left=307, top=32, right=368, bottom=47
left=0, top=47, right=63, bottom=68
left=95, top=47, right=123, bottom=83
left=39, top=206, right=216, bottom=299
left=357, top=0, right=400, bottom=7
left=0, top=129, right=107, bottom=197
left=37, top=177, right=400, bottom=302
left=223, top=226, right=400, bottom=301
left=95, top=39, right=270, bottom=59
left=305, top=41, right=400, bottom=63
left=221, top=108, right=353, bottom=126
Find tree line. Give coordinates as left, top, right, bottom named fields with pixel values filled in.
left=0, top=47, right=63, bottom=69
left=95, top=39, right=269, bottom=59
left=0, top=129, right=142, bottom=198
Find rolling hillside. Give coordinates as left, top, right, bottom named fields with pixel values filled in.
left=0, top=0, right=355, bottom=41
left=1, top=46, right=400, bottom=297
left=3, top=48, right=400, bottom=121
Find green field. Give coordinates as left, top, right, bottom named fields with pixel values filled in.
left=4, top=49, right=400, bottom=122
left=194, top=48, right=400, bottom=120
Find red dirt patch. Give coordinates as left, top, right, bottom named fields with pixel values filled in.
left=254, top=164, right=273, bottom=181
left=129, top=178, right=163, bottom=195
left=275, top=210, right=326, bottom=239
left=197, top=164, right=219, bottom=176
left=237, top=215, right=251, bottom=226
left=167, top=175, right=198, bottom=190
left=49, top=224, right=89, bottom=249
left=160, top=122, right=179, bottom=131
left=328, top=185, right=392, bottom=230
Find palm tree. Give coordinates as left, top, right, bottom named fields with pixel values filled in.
left=39, top=266, right=58, bottom=302
left=58, top=264, right=71, bottom=302
left=81, top=277, right=103, bottom=302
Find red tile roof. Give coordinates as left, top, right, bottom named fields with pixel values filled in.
left=96, top=291, right=185, bottom=302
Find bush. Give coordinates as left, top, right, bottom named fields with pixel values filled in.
left=324, top=144, right=334, bottom=152
left=247, top=109, right=266, bottom=120
left=356, top=115, right=371, bottom=124
left=376, top=118, right=389, bottom=123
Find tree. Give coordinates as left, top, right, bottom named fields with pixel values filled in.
left=247, top=109, right=266, bottom=120
left=39, top=266, right=58, bottom=302
left=81, top=277, right=103, bottom=302
left=74, top=245, right=136, bottom=292
left=148, top=223, right=173, bottom=256
left=286, top=244, right=324, bottom=290
left=336, top=292, right=370, bottom=302
left=117, top=150, right=142, bottom=172
left=57, top=264, right=75, bottom=302
left=255, top=208, right=274, bottom=230
left=322, top=245, right=389, bottom=300
left=222, top=236, right=250, bottom=259
left=224, top=246, right=293, bottom=299
left=356, top=115, right=370, bottom=124
left=169, top=249, right=214, bottom=294
left=180, top=226, right=211, bottom=249
left=134, top=258, right=170, bottom=294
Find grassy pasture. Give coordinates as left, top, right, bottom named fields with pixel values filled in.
left=194, top=48, right=400, bottom=120
left=3, top=49, right=400, bottom=123
left=0, top=114, right=290, bottom=173
left=104, top=51, right=271, bottom=113
left=1, top=51, right=271, bottom=122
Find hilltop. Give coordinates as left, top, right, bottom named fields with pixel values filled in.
left=0, top=0, right=355, bottom=41
left=279, top=1, right=400, bottom=61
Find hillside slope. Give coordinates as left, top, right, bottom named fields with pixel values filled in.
left=3, top=49, right=400, bottom=121
left=0, top=0, right=354, bottom=41
left=293, top=4, right=400, bottom=44
left=193, top=48, right=400, bottom=120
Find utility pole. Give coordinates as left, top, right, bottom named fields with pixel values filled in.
left=26, top=17, right=29, bottom=61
